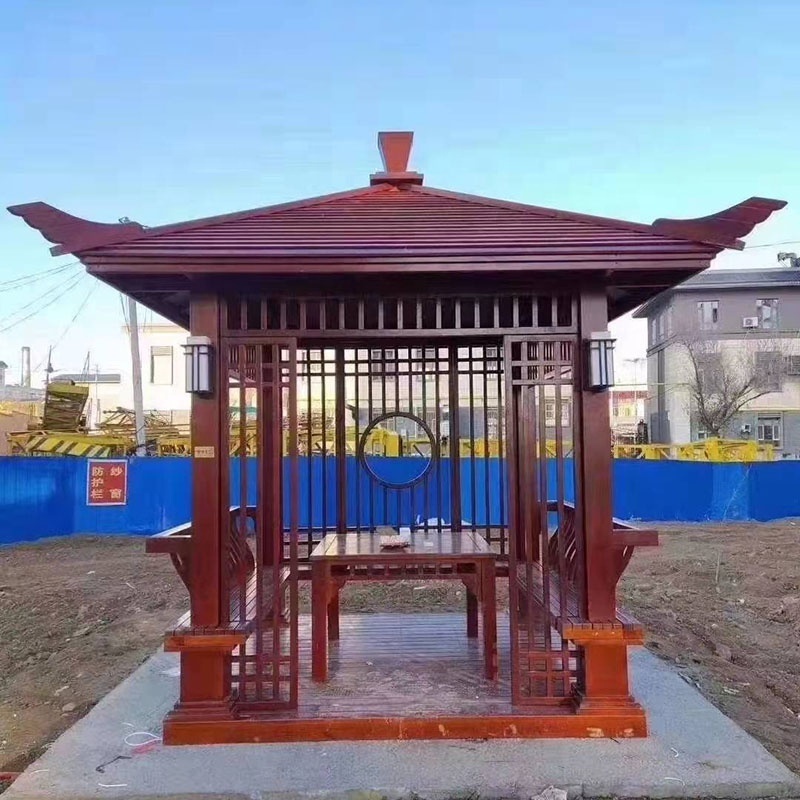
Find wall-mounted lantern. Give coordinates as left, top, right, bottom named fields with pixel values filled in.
left=183, top=336, right=214, bottom=396
left=586, top=331, right=615, bottom=391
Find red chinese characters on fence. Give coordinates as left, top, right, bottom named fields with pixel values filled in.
left=86, top=459, right=128, bottom=506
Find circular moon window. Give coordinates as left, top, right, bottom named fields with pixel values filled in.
left=357, top=411, right=436, bottom=489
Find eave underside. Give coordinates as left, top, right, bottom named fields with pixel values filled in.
left=86, top=261, right=713, bottom=330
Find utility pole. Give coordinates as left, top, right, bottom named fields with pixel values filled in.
left=45, top=346, right=53, bottom=386
left=127, top=296, right=147, bottom=456
left=21, top=346, right=31, bottom=387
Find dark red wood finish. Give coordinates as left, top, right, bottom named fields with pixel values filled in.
left=13, top=131, right=785, bottom=745
left=309, top=531, right=498, bottom=682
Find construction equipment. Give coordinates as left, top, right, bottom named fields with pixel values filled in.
left=6, top=382, right=130, bottom=457
left=5, top=381, right=184, bottom=457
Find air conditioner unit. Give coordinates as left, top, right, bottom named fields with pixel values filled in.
left=740, top=423, right=752, bottom=436
left=742, top=316, right=759, bottom=328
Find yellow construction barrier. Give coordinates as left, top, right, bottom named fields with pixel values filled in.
left=613, top=438, right=775, bottom=462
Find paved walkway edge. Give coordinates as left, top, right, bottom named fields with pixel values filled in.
left=3, top=642, right=800, bottom=800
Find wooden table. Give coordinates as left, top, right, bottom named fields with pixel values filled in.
left=310, top=530, right=498, bottom=682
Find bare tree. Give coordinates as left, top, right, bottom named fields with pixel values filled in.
left=678, top=333, right=789, bottom=437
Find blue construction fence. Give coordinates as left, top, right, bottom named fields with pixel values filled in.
left=1, top=456, right=799, bottom=545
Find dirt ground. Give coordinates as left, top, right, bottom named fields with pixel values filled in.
left=618, top=521, right=800, bottom=776
left=1, top=523, right=799, bottom=782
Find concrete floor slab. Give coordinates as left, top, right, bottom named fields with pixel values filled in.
left=3, top=647, right=799, bottom=800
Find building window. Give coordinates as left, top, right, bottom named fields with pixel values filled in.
left=757, top=298, right=778, bottom=330
left=411, top=347, right=439, bottom=374
left=756, top=415, right=781, bottom=447
left=150, top=346, right=173, bottom=385
left=755, top=350, right=783, bottom=392
left=370, top=348, right=396, bottom=375
left=650, top=318, right=658, bottom=344
left=665, top=306, right=674, bottom=338
left=786, top=355, right=800, bottom=375
left=545, top=399, right=571, bottom=427
left=657, top=313, right=665, bottom=341
left=697, top=301, right=719, bottom=331
left=696, top=352, right=722, bottom=393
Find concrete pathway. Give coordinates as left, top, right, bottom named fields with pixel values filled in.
left=3, top=648, right=799, bottom=800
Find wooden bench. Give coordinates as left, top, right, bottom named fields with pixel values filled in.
left=515, top=501, right=658, bottom=645
left=146, top=507, right=289, bottom=652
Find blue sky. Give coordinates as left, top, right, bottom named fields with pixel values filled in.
left=2, top=0, right=798, bottom=381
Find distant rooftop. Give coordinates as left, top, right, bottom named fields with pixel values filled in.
left=0, top=385, right=45, bottom=401
left=633, top=267, right=800, bottom=317
left=53, top=373, right=122, bottom=384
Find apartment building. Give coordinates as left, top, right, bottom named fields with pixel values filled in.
left=634, top=268, right=800, bottom=455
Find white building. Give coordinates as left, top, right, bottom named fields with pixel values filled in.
left=122, top=323, right=192, bottom=426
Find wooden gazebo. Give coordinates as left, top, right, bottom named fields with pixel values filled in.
left=10, top=132, right=784, bottom=744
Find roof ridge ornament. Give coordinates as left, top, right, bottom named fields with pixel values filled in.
left=370, top=131, right=424, bottom=186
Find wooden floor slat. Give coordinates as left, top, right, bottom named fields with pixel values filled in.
left=232, top=612, right=577, bottom=717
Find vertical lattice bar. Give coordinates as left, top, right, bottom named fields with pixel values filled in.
left=448, top=346, right=462, bottom=531
left=523, top=375, right=537, bottom=696
left=354, top=349, right=362, bottom=534
left=537, top=379, right=552, bottom=696
left=335, top=347, right=346, bottom=533
left=435, top=348, right=443, bottom=531
left=367, top=348, right=375, bottom=531
left=270, top=345, right=282, bottom=703
left=237, top=345, right=248, bottom=700
left=287, top=342, right=300, bottom=707
left=393, top=347, right=400, bottom=525
left=468, top=348, right=477, bottom=530
left=321, top=349, right=328, bottom=537
left=504, top=338, right=521, bottom=702
left=306, top=350, right=313, bottom=555
left=555, top=379, right=570, bottom=695
left=482, top=347, right=491, bottom=544
left=496, top=346, right=506, bottom=555
left=253, top=344, right=265, bottom=702
left=421, top=347, right=429, bottom=532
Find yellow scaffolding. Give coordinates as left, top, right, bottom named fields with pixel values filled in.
left=613, top=438, right=775, bottom=462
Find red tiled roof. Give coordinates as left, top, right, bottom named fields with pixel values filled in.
left=7, top=130, right=786, bottom=271
left=79, top=183, right=714, bottom=262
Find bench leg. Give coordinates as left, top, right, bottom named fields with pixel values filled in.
left=480, top=562, right=498, bottom=680
left=576, top=641, right=640, bottom=715
left=327, top=588, right=340, bottom=641
left=311, top=561, right=329, bottom=682
left=466, top=587, right=479, bottom=638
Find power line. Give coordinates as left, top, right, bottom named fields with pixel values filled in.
left=0, top=261, right=81, bottom=292
left=0, top=270, right=87, bottom=328
left=743, top=239, right=800, bottom=250
left=0, top=272, right=86, bottom=334
left=49, top=283, right=99, bottom=355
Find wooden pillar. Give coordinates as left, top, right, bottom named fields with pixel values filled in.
left=189, top=294, right=224, bottom=625
left=174, top=294, right=231, bottom=716
left=576, top=289, right=616, bottom=622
